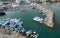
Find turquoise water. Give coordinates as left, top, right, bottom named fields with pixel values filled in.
left=0, top=7, right=45, bottom=38
left=0, top=3, right=60, bottom=38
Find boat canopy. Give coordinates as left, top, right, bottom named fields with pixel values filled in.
left=33, top=16, right=43, bottom=21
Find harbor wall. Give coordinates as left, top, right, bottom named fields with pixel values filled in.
left=30, top=3, right=54, bottom=28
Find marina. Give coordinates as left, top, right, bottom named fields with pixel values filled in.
left=0, top=18, right=39, bottom=38
left=0, top=4, right=44, bottom=38
left=0, top=0, right=60, bottom=38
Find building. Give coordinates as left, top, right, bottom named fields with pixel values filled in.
left=15, top=0, right=30, bottom=4
left=38, top=0, right=56, bottom=2
left=56, top=0, right=60, bottom=2
left=0, top=0, right=15, bottom=4
left=29, top=0, right=60, bottom=3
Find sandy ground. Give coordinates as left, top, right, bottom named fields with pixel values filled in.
left=0, top=28, right=27, bottom=38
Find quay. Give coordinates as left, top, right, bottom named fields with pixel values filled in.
left=44, top=10, right=54, bottom=28
left=30, top=3, right=54, bottom=28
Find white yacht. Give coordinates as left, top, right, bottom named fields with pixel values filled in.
left=33, top=16, right=43, bottom=23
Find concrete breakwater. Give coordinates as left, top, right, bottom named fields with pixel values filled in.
left=30, top=3, right=54, bottom=28
left=44, top=10, right=54, bottom=28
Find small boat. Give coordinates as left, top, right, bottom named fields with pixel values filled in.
left=14, top=23, right=23, bottom=30
left=33, top=16, right=44, bottom=23
left=23, top=8, right=29, bottom=13
left=26, top=30, right=32, bottom=36
left=10, top=18, right=20, bottom=23
left=0, top=11, right=5, bottom=15
left=4, top=18, right=11, bottom=21
left=2, top=20, right=10, bottom=26
left=0, top=8, right=6, bottom=15
left=28, top=31, right=39, bottom=38
left=32, top=31, right=36, bottom=35
left=19, top=28, right=25, bottom=33
left=43, top=14, right=45, bottom=15
left=33, top=34, right=39, bottom=38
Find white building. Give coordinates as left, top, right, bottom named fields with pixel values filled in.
left=0, top=0, right=15, bottom=4
left=40, top=0, right=46, bottom=2
left=15, top=0, right=22, bottom=3
left=51, top=0, right=55, bottom=1
left=15, top=0, right=30, bottom=4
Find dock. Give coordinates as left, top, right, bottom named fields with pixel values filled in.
left=30, top=3, right=54, bottom=28
left=43, top=9, right=54, bottom=28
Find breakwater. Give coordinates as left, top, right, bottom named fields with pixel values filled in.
left=30, top=3, right=54, bottom=28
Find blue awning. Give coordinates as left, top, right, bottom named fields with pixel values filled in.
left=6, top=22, right=10, bottom=25
left=15, top=24, right=19, bottom=28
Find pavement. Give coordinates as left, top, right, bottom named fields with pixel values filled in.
left=0, top=28, right=27, bottom=38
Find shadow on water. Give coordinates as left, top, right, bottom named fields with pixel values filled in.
left=53, top=12, right=60, bottom=30
left=45, top=3, right=60, bottom=30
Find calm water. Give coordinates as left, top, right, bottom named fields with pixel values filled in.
left=0, top=3, right=60, bottom=38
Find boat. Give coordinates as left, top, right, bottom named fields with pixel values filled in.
left=26, top=30, right=32, bottom=36
left=32, top=31, right=36, bottom=35
left=43, top=14, right=45, bottom=15
left=19, top=28, right=25, bottom=33
left=2, top=20, right=10, bottom=26
left=33, top=16, right=44, bottom=23
left=23, top=8, right=29, bottom=13
left=30, top=34, right=39, bottom=38
left=0, top=8, right=6, bottom=15
left=10, top=18, right=23, bottom=31
left=26, top=30, right=39, bottom=38
left=0, top=18, right=39, bottom=38
left=0, top=11, right=5, bottom=15
left=1, top=18, right=23, bottom=31
left=10, top=18, right=20, bottom=23
left=33, top=34, right=39, bottom=38
left=14, top=23, right=23, bottom=30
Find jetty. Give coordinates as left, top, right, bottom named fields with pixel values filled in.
left=30, top=3, right=54, bottom=28
left=44, top=9, right=54, bottom=28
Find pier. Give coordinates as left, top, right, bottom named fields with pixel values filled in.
left=30, top=3, right=54, bottom=28
left=44, top=9, right=54, bottom=28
